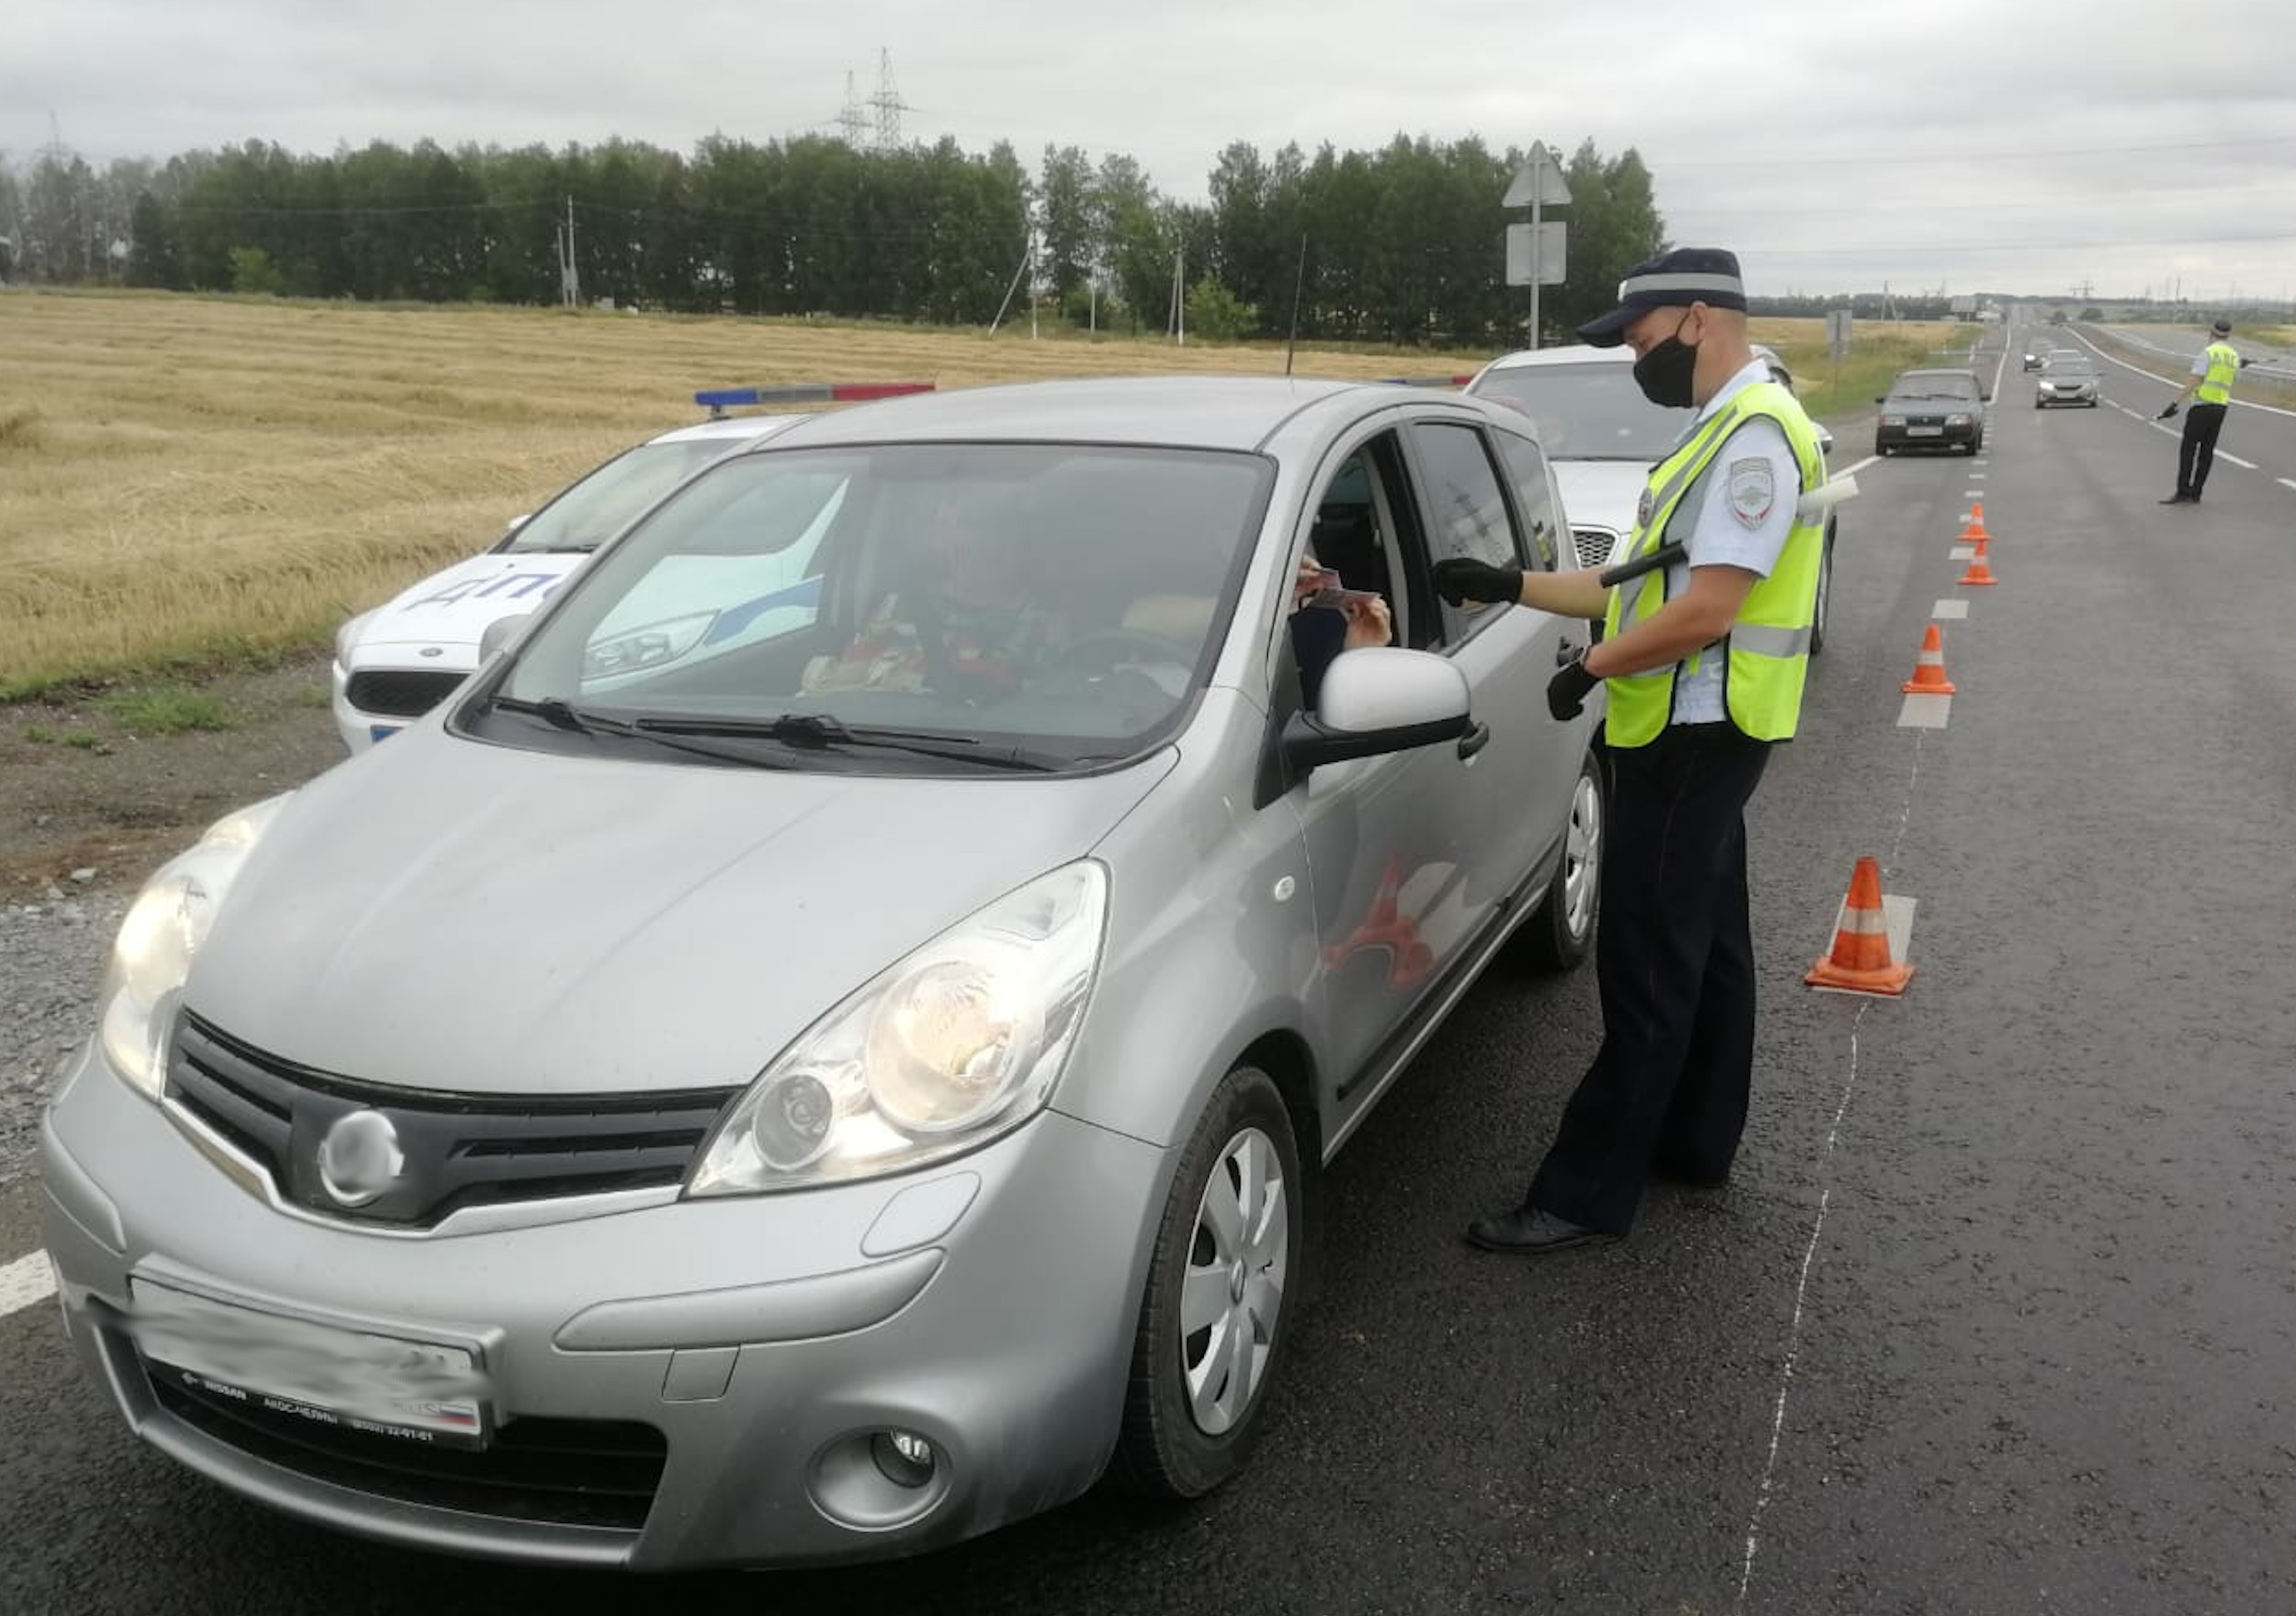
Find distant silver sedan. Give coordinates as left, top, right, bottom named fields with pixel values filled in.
left=43, top=376, right=1605, bottom=1570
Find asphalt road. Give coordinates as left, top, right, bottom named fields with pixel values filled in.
left=5, top=326, right=2294, bottom=1613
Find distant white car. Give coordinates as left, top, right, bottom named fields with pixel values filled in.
left=1463, top=343, right=1839, bottom=653
left=330, top=412, right=818, bottom=753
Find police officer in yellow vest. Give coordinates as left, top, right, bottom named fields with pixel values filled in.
left=2156, top=317, right=2251, bottom=505
left=1433, top=247, right=1827, bottom=1253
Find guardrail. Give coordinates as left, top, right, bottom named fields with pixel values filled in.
left=2077, top=326, right=2296, bottom=384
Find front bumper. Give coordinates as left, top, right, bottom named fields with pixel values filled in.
left=2036, top=387, right=2098, bottom=407
left=1876, top=422, right=1979, bottom=452
left=39, top=1039, right=1168, bottom=1571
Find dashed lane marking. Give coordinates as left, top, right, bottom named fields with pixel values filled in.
left=1950, top=545, right=1975, bottom=560
left=2219, top=452, right=2258, bottom=470
left=1, top=1249, right=57, bottom=1319
left=2280, top=478, right=2296, bottom=494
left=1897, top=692, right=1952, bottom=729
left=1933, top=600, right=1969, bottom=619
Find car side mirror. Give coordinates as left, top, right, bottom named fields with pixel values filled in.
left=1873, top=395, right=1887, bottom=405
left=1280, top=648, right=1471, bottom=777
left=1980, top=391, right=1992, bottom=403
left=478, top=613, right=535, bottom=664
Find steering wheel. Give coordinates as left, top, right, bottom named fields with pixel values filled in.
left=1051, top=628, right=1199, bottom=674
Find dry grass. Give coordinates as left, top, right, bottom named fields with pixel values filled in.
left=0, top=290, right=1493, bottom=696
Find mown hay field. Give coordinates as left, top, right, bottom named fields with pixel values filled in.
left=0, top=291, right=1945, bottom=696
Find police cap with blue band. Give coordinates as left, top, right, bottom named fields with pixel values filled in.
left=1575, top=247, right=1749, bottom=348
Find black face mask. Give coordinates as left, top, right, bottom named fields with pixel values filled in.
left=1632, top=315, right=1700, bottom=408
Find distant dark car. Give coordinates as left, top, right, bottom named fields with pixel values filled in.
left=2021, top=350, right=2044, bottom=371
left=2035, top=353, right=2100, bottom=409
left=1874, top=368, right=1988, bottom=456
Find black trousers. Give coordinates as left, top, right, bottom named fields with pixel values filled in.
left=2177, top=403, right=2229, bottom=497
left=1525, top=723, right=1772, bottom=1234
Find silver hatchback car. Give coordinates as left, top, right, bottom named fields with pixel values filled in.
left=41, top=377, right=1605, bottom=1571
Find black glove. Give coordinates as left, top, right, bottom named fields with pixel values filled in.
left=2157, top=401, right=2179, bottom=420
left=1547, top=651, right=1600, bottom=721
left=1431, top=557, right=1523, bottom=607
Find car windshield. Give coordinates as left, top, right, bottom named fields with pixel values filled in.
left=1892, top=373, right=1979, bottom=401
left=490, top=443, right=1272, bottom=768
left=2043, top=358, right=2095, bottom=376
left=1469, top=363, right=1683, bottom=460
left=505, top=438, right=750, bottom=553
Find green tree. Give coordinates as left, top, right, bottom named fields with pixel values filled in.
left=1185, top=278, right=1258, bottom=342
left=1037, top=144, right=1094, bottom=303
left=228, top=245, right=285, bottom=295
left=126, top=190, right=185, bottom=288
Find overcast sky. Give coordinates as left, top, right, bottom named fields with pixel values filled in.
left=8, top=0, right=2294, bottom=302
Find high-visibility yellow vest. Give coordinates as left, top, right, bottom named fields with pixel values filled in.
left=1602, top=380, right=1827, bottom=747
left=2197, top=341, right=2240, bottom=405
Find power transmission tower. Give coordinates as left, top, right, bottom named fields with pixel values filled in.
left=837, top=72, right=867, bottom=148
left=869, top=49, right=912, bottom=151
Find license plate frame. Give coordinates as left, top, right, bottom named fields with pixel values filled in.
left=1907, top=425, right=1944, bottom=437
left=129, top=1279, right=492, bottom=1450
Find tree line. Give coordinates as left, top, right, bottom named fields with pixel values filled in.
left=0, top=132, right=1666, bottom=348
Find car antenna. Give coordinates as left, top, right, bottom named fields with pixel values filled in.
left=1283, top=234, right=1308, bottom=378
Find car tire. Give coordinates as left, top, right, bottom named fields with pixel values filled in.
left=1807, top=522, right=1835, bottom=657
left=1111, top=1064, right=1302, bottom=1501
left=1874, top=440, right=1890, bottom=458
left=1516, top=747, right=1605, bottom=971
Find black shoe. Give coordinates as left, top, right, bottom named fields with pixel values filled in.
left=2159, top=492, right=2195, bottom=504
left=1465, top=1206, right=1616, bottom=1255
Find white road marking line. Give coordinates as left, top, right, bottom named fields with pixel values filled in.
left=1897, top=692, right=1952, bottom=728
left=2070, top=329, right=2296, bottom=421
left=1742, top=753, right=1923, bottom=1609
left=1950, top=545, right=1975, bottom=559
left=1933, top=600, right=1969, bottom=619
left=0, top=1249, right=58, bottom=1319
left=2280, top=478, right=2296, bottom=494
left=1969, top=473, right=1986, bottom=480
left=2218, top=452, right=2257, bottom=469
left=1964, top=491, right=1984, bottom=500
left=1835, top=453, right=1882, bottom=477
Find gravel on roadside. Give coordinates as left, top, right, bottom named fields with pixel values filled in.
left=1, top=886, right=126, bottom=1191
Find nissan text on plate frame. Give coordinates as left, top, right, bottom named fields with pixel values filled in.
left=42, top=376, right=1607, bottom=1571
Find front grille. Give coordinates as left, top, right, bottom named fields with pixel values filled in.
left=1571, top=528, right=1617, bottom=569
left=344, top=668, right=467, bottom=718
left=167, top=1013, right=740, bottom=1228
left=150, top=1361, right=666, bottom=1530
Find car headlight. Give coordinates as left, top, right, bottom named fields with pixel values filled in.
left=99, top=795, right=291, bottom=1098
left=1882, top=414, right=1906, bottom=427
left=687, top=860, right=1108, bottom=1197
left=1945, top=413, right=1972, bottom=426
left=332, top=610, right=376, bottom=672
left=583, top=611, right=717, bottom=679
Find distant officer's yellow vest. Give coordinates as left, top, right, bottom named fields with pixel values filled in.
left=2197, top=341, right=2240, bottom=405
left=1602, top=380, right=1826, bottom=748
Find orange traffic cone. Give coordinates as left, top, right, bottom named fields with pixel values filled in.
left=1956, top=533, right=1998, bottom=586
left=1899, top=624, right=1957, bottom=694
left=1958, top=503, right=1991, bottom=543
left=1806, top=857, right=1914, bottom=996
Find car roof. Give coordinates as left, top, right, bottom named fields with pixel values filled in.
left=1476, top=340, right=1795, bottom=381
left=646, top=412, right=818, bottom=446
left=745, top=376, right=1426, bottom=454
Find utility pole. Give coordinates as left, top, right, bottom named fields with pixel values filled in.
left=837, top=73, right=867, bottom=147
left=559, top=196, right=581, bottom=306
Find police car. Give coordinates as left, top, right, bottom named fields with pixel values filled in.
left=329, top=384, right=927, bottom=753
left=1463, top=343, right=1841, bottom=652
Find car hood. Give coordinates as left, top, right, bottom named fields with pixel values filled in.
left=187, top=733, right=1175, bottom=1096
left=1552, top=460, right=1654, bottom=534
left=354, top=551, right=590, bottom=655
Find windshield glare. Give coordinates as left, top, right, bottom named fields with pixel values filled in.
left=1892, top=373, right=1979, bottom=400
left=497, top=444, right=1271, bottom=764
left=1470, top=363, right=1685, bottom=460
left=505, top=438, right=745, bottom=552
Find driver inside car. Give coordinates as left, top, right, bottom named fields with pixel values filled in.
left=801, top=496, right=1064, bottom=700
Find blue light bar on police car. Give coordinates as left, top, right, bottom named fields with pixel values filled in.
left=694, top=381, right=937, bottom=416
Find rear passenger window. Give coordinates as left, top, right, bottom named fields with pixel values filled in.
left=1490, top=434, right=1561, bottom=572
left=1412, top=424, right=1524, bottom=639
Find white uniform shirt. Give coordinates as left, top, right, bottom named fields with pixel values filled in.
left=1659, top=357, right=1801, bottom=725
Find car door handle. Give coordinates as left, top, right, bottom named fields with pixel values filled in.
left=1456, top=721, right=1492, bottom=761
left=1555, top=639, right=1585, bottom=666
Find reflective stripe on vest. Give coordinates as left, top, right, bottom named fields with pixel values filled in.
left=1600, top=380, right=1827, bottom=747
left=2197, top=342, right=2239, bottom=405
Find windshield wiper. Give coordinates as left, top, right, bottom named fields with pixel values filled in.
left=485, top=695, right=793, bottom=769
left=632, top=711, right=1067, bottom=772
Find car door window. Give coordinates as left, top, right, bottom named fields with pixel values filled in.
left=1488, top=433, right=1561, bottom=573
left=1411, top=423, right=1527, bottom=642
